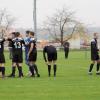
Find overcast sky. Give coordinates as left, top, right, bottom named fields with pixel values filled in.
left=0, top=0, right=100, bottom=28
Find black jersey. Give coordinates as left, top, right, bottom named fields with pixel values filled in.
left=0, top=38, right=5, bottom=53
left=63, top=41, right=70, bottom=51
left=43, top=45, right=57, bottom=53
left=91, top=38, right=99, bottom=55
left=43, top=45, right=57, bottom=62
left=29, top=38, right=36, bottom=52
left=8, top=38, right=25, bottom=54
left=63, top=42, right=70, bottom=48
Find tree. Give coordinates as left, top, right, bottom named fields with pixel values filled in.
left=0, top=9, right=15, bottom=38
left=43, top=8, right=82, bottom=46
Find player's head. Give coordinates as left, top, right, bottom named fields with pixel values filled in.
left=44, top=42, right=53, bottom=47
left=29, top=31, right=35, bottom=37
left=26, top=30, right=30, bottom=37
left=94, top=33, right=98, bottom=39
left=11, top=32, right=16, bottom=38
left=14, top=32, right=20, bottom=37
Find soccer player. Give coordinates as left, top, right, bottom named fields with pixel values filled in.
left=88, top=33, right=100, bottom=75
left=43, top=44, right=57, bottom=77
left=28, top=31, right=40, bottom=77
left=63, top=41, right=70, bottom=59
left=24, top=31, right=31, bottom=75
left=0, top=38, right=6, bottom=78
left=8, top=32, right=25, bottom=78
left=8, top=32, right=15, bottom=59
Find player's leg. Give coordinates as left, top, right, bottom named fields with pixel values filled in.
left=17, top=63, right=23, bottom=78
left=25, top=52, right=31, bottom=76
left=64, top=50, right=66, bottom=59
left=88, top=54, right=96, bottom=75
left=8, top=62, right=16, bottom=77
left=67, top=48, right=69, bottom=59
left=25, top=51, right=30, bottom=66
left=8, top=53, right=17, bottom=77
left=32, top=51, right=40, bottom=77
left=53, top=61, right=57, bottom=77
left=65, top=50, right=67, bottom=59
left=0, top=54, right=6, bottom=78
left=0, top=64, right=2, bottom=77
left=47, top=53, right=52, bottom=77
left=34, top=62, right=40, bottom=77
left=53, top=52, right=57, bottom=77
left=0, top=63, right=5, bottom=78
left=96, top=59, right=100, bottom=75
left=1, top=63, right=5, bottom=78
left=17, top=54, right=24, bottom=77
left=47, top=61, right=52, bottom=77
left=88, top=60, right=95, bottom=75
left=29, top=61, right=35, bottom=77
left=28, top=53, right=35, bottom=77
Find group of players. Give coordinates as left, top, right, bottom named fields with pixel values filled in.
left=0, top=30, right=99, bottom=78
left=0, top=31, right=57, bottom=78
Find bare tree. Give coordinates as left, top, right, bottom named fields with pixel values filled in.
left=43, top=8, right=82, bottom=46
left=0, top=9, right=15, bottom=38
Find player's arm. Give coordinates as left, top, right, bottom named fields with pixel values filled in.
left=28, top=42, right=33, bottom=56
left=81, top=42, right=91, bottom=48
left=43, top=47, right=47, bottom=62
left=6, top=38, right=12, bottom=41
left=22, top=39, right=25, bottom=46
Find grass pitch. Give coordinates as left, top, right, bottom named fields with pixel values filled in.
left=0, top=51, right=100, bottom=100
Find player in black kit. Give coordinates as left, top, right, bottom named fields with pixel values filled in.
left=43, top=44, right=57, bottom=77
left=0, top=38, right=6, bottom=78
left=8, top=32, right=25, bottom=78
left=88, top=33, right=100, bottom=75
left=28, top=31, right=40, bottom=77
left=63, top=41, right=70, bottom=59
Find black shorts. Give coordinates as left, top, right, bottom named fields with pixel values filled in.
left=0, top=53, right=5, bottom=63
left=47, top=52, right=57, bottom=61
left=28, top=51, right=37, bottom=62
left=12, top=53, right=23, bottom=63
left=91, top=54, right=99, bottom=61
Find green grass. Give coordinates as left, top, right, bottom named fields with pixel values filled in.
left=0, top=51, right=100, bottom=100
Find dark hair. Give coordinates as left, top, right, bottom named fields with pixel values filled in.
left=14, top=32, right=20, bottom=37
left=94, top=33, right=98, bottom=36
left=26, top=30, right=30, bottom=34
left=30, top=31, right=35, bottom=36
left=12, top=32, right=16, bottom=35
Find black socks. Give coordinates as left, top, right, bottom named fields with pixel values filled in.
left=34, top=64, right=40, bottom=77
left=29, top=65, right=35, bottom=77
left=53, top=64, right=57, bottom=77
left=48, top=65, right=51, bottom=77
left=48, top=64, right=57, bottom=77
left=34, top=64, right=38, bottom=75
left=89, top=64, right=94, bottom=72
left=97, top=63, right=100, bottom=72
left=12, top=67, right=16, bottom=76
left=18, top=66, right=23, bottom=77
left=89, top=63, right=100, bottom=74
left=2, top=67, right=5, bottom=76
left=0, top=67, right=5, bottom=77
